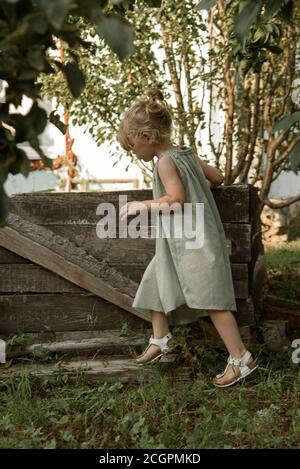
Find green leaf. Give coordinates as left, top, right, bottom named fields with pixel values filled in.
left=49, top=111, right=68, bottom=134
left=27, top=48, right=46, bottom=71
left=63, top=62, right=86, bottom=98
left=196, top=0, right=217, bottom=10
left=30, top=14, right=48, bottom=35
left=38, top=0, right=70, bottom=30
left=263, top=0, right=284, bottom=19
left=289, top=140, right=300, bottom=171
left=9, top=148, right=30, bottom=177
left=95, top=14, right=134, bottom=60
left=274, top=112, right=300, bottom=132
left=18, top=69, right=39, bottom=80
left=29, top=102, right=48, bottom=135
left=144, top=0, right=162, bottom=6
left=281, top=1, right=293, bottom=22
left=264, top=45, right=283, bottom=54
left=18, top=148, right=31, bottom=177
left=7, top=104, right=47, bottom=143
left=234, top=0, right=263, bottom=45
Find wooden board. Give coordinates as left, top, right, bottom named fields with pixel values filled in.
left=0, top=293, right=147, bottom=334
left=0, top=293, right=255, bottom=333
left=0, top=358, right=193, bottom=384
left=4, top=325, right=252, bottom=358
left=0, top=262, right=249, bottom=298
left=5, top=329, right=148, bottom=358
left=0, top=213, right=148, bottom=321
left=37, top=223, right=251, bottom=263
left=10, top=185, right=251, bottom=224
left=0, top=246, right=31, bottom=264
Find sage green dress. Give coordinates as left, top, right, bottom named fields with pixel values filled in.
left=132, top=146, right=237, bottom=326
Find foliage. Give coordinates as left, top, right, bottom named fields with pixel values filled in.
left=0, top=343, right=299, bottom=448
left=39, top=0, right=209, bottom=184
left=39, top=0, right=300, bottom=209
left=200, top=0, right=300, bottom=210
left=0, top=0, right=151, bottom=225
left=198, top=0, right=293, bottom=62
left=1, top=0, right=299, bottom=220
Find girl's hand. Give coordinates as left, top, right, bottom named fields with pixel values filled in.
left=119, top=201, right=147, bottom=221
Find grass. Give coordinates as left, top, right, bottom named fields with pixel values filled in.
left=264, top=239, right=300, bottom=303
left=0, top=343, right=299, bottom=449
left=0, top=240, right=299, bottom=449
left=264, top=239, right=300, bottom=270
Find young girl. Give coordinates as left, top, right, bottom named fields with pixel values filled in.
left=117, top=88, right=258, bottom=387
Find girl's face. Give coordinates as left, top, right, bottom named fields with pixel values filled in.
left=128, top=132, right=157, bottom=162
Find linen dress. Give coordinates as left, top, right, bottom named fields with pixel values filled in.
left=132, top=146, right=237, bottom=326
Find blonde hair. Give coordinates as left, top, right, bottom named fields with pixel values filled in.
left=117, top=88, right=173, bottom=151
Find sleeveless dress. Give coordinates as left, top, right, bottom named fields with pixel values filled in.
left=132, top=146, right=237, bottom=326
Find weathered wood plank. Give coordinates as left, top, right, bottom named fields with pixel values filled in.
left=4, top=325, right=253, bottom=358
left=191, top=320, right=253, bottom=349
left=249, top=186, right=267, bottom=317
left=233, top=298, right=255, bottom=326
left=10, top=185, right=251, bottom=224
left=0, top=358, right=193, bottom=383
left=262, top=298, right=300, bottom=330
left=31, top=222, right=251, bottom=265
left=0, top=293, right=147, bottom=334
left=2, top=329, right=151, bottom=343
left=0, top=262, right=248, bottom=298
left=0, top=246, right=31, bottom=264
left=0, top=293, right=254, bottom=333
left=0, top=264, right=85, bottom=293
left=0, top=213, right=148, bottom=321
left=6, top=330, right=148, bottom=358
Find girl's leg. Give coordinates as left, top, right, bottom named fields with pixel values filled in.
left=135, top=310, right=171, bottom=363
left=145, top=310, right=171, bottom=356
left=151, top=310, right=170, bottom=338
left=208, top=309, right=254, bottom=385
left=208, top=309, right=246, bottom=357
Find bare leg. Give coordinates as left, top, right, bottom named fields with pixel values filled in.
left=208, top=309, right=246, bottom=357
left=208, top=309, right=253, bottom=385
left=151, top=310, right=170, bottom=338
left=135, top=310, right=172, bottom=363
left=145, top=310, right=171, bottom=355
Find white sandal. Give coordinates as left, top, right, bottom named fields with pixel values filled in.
left=213, top=350, right=258, bottom=387
left=135, top=332, right=174, bottom=365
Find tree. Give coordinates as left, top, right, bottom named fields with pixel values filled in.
left=0, top=0, right=160, bottom=225
left=39, top=0, right=208, bottom=185
left=199, top=0, right=300, bottom=211
left=40, top=0, right=300, bottom=213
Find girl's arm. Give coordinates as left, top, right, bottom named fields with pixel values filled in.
left=195, top=155, right=224, bottom=186
left=141, top=155, right=186, bottom=211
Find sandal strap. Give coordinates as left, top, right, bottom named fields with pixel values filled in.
left=228, top=350, right=252, bottom=367
left=149, top=332, right=173, bottom=352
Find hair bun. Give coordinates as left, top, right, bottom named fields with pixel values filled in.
left=145, top=88, right=164, bottom=102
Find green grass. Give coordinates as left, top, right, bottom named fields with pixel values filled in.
left=265, top=240, right=300, bottom=303
left=0, top=240, right=299, bottom=449
left=0, top=344, right=299, bottom=449
left=265, top=239, right=300, bottom=270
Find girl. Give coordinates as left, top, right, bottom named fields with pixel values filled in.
left=117, top=88, right=257, bottom=387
